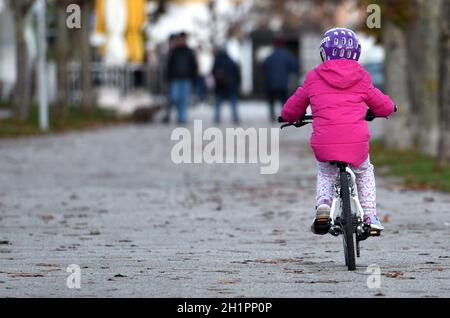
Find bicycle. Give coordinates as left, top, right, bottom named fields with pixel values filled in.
left=279, top=109, right=387, bottom=271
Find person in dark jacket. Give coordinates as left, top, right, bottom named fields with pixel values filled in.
left=167, top=32, right=198, bottom=124
left=263, top=36, right=299, bottom=122
left=212, top=49, right=241, bottom=124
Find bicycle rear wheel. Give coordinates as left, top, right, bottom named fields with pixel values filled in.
left=340, top=171, right=356, bottom=271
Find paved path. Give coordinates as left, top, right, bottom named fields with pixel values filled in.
left=0, top=103, right=449, bottom=297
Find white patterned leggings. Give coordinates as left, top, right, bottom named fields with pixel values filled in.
left=316, top=157, right=376, bottom=216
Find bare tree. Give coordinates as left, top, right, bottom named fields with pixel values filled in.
left=55, top=0, right=70, bottom=115
left=405, top=13, right=422, bottom=139
left=66, top=0, right=93, bottom=111
left=438, top=0, right=450, bottom=165
left=415, top=0, right=442, bottom=156
left=12, top=0, right=34, bottom=120
left=382, top=19, right=413, bottom=150
left=378, top=0, right=415, bottom=150
left=79, top=0, right=93, bottom=111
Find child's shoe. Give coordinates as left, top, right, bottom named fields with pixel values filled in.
left=364, top=214, right=384, bottom=231
left=311, top=204, right=331, bottom=235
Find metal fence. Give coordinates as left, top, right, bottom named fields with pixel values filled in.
left=67, top=62, right=164, bottom=104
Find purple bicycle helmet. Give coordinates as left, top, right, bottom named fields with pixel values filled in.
left=319, top=28, right=361, bottom=62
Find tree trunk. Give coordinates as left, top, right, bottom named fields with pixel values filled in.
left=80, top=0, right=93, bottom=111
left=406, top=12, right=422, bottom=141
left=438, top=0, right=450, bottom=165
left=56, top=2, right=69, bottom=115
left=382, top=20, right=413, bottom=150
left=12, top=1, right=32, bottom=120
left=416, top=0, right=442, bottom=156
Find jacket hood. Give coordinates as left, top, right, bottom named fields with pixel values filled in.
left=315, top=60, right=366, bottom=89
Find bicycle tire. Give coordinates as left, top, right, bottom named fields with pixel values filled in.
left=340, top=171, right=356, bottom=271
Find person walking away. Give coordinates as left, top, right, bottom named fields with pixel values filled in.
left=212, top=49, right=241, bottom=124
left=263, top=36, right=299, bottom=122
left=161, top=33, right=178, bottom=123
left=167, top=32, right=198, bottom=124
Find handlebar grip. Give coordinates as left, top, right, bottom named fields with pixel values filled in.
left=279, top=115, right=313, bottom=123
left=365, top=109, right=376, bottom=121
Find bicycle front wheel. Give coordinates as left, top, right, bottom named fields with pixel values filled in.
left=340, top=171, right=356, bottom=271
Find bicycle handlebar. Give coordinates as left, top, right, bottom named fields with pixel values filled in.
left=278, top=115, right=312, bottom=124
left=279, top=108, right=392, bottom=129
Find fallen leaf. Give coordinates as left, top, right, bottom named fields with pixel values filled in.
left=36, top=263, right=59, bottom=267
left=423, top=197, right=435, bottom=202
left=40, top=214, right=54, bottom=221
left=114, top=274, right=127, bottom=278
left=295, top=280, right=339, bottom=284
left=0, top=240, right=11, bottom=245
left=9, top=272, right=45, bottom=278
left=382, top=215, right=391, bottom=223
left=218, top=278, right=240, bottom=284
left=284, top=268, right=304, bottom=274
left=384, top=271, right=403, bottom=278
left=89, top=230, right=101, bottom=236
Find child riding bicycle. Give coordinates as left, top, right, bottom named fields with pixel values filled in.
left=279, top=28, right=396, bottom=234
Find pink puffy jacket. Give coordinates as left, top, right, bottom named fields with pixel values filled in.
left=281, top=59, right=395, bottom=167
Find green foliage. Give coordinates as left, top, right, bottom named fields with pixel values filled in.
left=0, top=105, right=122, bottom=138
left=0, top=99, right=11, bottom=109
left=371, top=140, right=450, bottom=192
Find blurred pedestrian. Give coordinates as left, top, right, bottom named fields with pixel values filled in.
left=263, top=36, right=299, bottom=122
left=212, top=48, right=241, bottom=124
left=167, top=32, right=198, bottom=124
left=161, top=33, right=178, bottom=123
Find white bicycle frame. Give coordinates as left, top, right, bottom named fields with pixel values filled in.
left=329, top=167, right=365, bottom=226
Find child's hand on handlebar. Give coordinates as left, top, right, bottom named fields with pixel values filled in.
left=365, top=109, right=376, bottom=122
left=278, top=116, right=287, bottom=123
